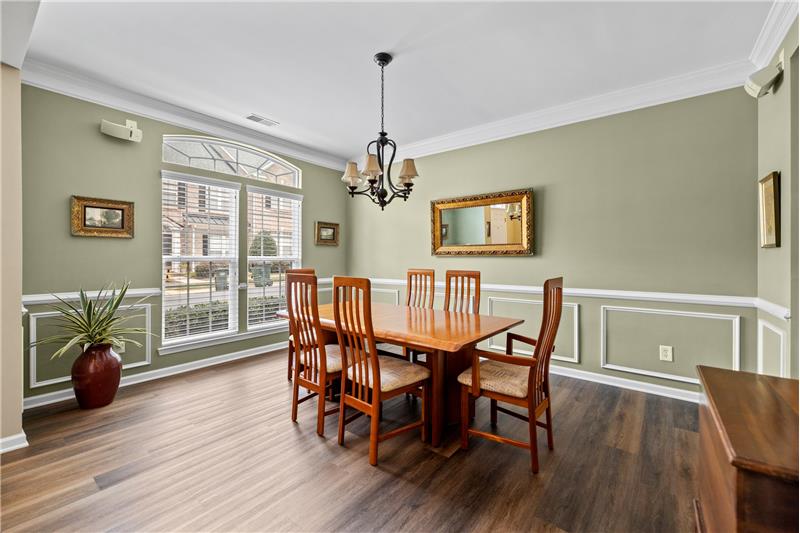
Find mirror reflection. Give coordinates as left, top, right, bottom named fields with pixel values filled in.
left=440, top=202, right=523, bottom=246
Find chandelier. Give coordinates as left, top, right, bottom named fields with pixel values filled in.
left=341, top=52, right=419, bottom=210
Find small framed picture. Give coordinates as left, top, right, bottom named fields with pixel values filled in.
left=71, top=196, right=134, bottom=238
left=759, top=172, right=780, bottom=248
left=315, top=221, right=339, bottom=246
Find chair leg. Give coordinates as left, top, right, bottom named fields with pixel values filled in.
left=529, top=411, right=540, bottom=474
left=287, top=340, right=294, bottom=381
left=460, top=385, right=470, bottom=450
left=316, top=385, right=326, bottom=437
left=369, top=404, right=381, bottom=466
left=291, top=365, right=300, bottom=423
left=337, top=392, right=347, bottom=446
left=420, top=383, right=429, bottom=442
left=490, top=399, right=498, bottom=428
left=545, top=405, right=554, bottom=450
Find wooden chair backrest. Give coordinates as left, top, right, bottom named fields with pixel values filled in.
left=444, top=270, right=481, bottom=314
left=333, top=276, right=380, bottom=403
left=406, top=269, right=435, bottom=309
left=286, top=273, right=327, bottom=383
left=530, top=277, right=563, bottom=404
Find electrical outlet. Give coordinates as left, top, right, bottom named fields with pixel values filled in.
left=659, top=345, right=673, bottom=362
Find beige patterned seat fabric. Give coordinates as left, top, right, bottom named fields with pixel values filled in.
left=296, top=343, right=345, bottom=373
left=457, top=359, right=530, bottom=398
left=347, top=355, right=430, bottom=392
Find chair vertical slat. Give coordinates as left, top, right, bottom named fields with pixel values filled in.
left=406, top=269, right=435, bottom=309
left=444, top=270, right=480, bottom=314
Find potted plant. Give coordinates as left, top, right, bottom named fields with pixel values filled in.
left=32, top=282, right=150, bottom=409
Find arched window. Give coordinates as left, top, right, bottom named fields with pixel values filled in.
left=163, top=135, right=301, bottom=188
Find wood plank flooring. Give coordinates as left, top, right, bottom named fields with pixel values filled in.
left=1, top=351, right=698, bottom=532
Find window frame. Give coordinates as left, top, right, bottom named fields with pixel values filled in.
left=160, top=170, right=241, bottom=347
left=245, top=184, right=303, bottom=332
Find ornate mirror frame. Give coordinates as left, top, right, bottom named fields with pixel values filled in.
left=431, top=189, right=533, bottom=256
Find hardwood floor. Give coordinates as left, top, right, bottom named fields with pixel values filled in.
left=1, top=351, right=698, bottom=532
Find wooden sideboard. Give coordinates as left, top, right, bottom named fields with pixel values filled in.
left=695, top=366, right=798, bottom=533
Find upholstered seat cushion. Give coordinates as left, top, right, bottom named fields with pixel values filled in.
left=347, top=355, right=430, bottom=393
left=296, top=343, right=345, bottom=373
left=457, top=359, right=530, bottom=398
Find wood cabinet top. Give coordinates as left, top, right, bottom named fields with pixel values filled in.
left=697, top=365, right=798, bottom=480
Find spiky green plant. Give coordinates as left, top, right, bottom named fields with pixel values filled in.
left=32, top=282, right=152, bottom=359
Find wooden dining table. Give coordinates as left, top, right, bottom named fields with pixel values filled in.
left=279, top=302, right=523, bottom=447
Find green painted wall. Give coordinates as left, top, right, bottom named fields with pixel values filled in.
left=349, top=87, right=760, bottom=391
left=21, top=86, right=346, bottom=397
left=756, top=20, right=798, bottom=378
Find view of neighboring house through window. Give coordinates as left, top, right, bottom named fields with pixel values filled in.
left=161, top=171, right=239, bottom=343
left=161, top=135, right=302, bottom=344
left=247, top=186, right=302, bottom=328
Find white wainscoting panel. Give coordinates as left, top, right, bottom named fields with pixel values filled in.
left=757, top=318, right=787, bottom=378
left=29, top=303, right=152, bottom=389
left=600, top=305, right=740, bottom=385
left=486, top=296, right=580, bottom=363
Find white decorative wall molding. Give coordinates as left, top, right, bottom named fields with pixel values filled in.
left=550, top=364, right=700, bottom=404
left=372, top=288, right=401, bottom=305
left=390, top=59, right=754, bottom=162
left=600, top=305, right=741, bottom=385
left=757, top=318, right=788, bottom=377
left=29, top=304, right=153, bottom=389
left=21, top=58, right=346, bottom=171
left=24, top=340, right=289, bottom=410
left=159, top=321, right=289, bottom=356
left=0, top=432, right=29, bottom=454
left=22, top=287, right=161, bottom=306
left=368, top=277, right=789, bottom=320
left=486, top=296, right=580, bottom=363
left=749, top=0, right=799, bottom=68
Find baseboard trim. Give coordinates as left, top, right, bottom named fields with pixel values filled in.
left=23, top=341, right=289, bottom=410
left=0, top=431, right=29, bottom=454
left=550, top=364, right=700, bottom=403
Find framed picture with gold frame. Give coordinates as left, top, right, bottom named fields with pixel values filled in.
left=758, top=172, right=780, bottom=248
left=71, top=196, right=134, bottom=238
left=315, top=221, right=339, bottom=246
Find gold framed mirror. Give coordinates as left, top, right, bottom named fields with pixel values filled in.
left=431, top=189, right=533, bottom=256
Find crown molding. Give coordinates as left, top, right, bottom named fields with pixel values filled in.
left=391, top=59, right=754, bottom=162
left=21, top=58, right=347, bottom=171
left=749, top=0, right=799, bottom=68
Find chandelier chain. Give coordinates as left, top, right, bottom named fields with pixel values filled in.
left=380, top=65, right=385, bottom=132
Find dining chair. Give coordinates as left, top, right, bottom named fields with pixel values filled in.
left=287, top=272, right=341, bottom=437
left=458, top=277, right=563, bottom=473
left=286, top=268, right=316, bottom=381
left=444, top=270, right=481, bottom=314
left=333, top=276, right=431, bottom=466
left=380, top=269, right=435, bottom=362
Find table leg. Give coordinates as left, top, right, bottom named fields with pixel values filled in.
left=430, top=349, right=445, bottom=447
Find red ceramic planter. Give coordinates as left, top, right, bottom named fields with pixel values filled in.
left=71, top=344, right=122, bottom=409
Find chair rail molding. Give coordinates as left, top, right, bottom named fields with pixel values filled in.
left=366, top=277, right=789, bottom=320
left=486, top=296, right=580, bottom=364
left=757, top=318, right=788, bottom=378
left=21, top=58, right=345, bottom=171
left=29, top=303, right=153, bottom=389
left=22, top=287, right=161, bottom=306
left=600, top=305, right=741, bottom=385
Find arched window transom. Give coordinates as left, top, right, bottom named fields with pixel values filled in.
left=163, top=135, right=301, bottom=188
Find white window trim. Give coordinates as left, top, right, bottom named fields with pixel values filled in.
left=246, top=184, right=303, bottom=202
left=161, top=169, right=242, bottom=190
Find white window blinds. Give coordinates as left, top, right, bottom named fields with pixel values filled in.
left=246, top=186, right=302, bottom=328
left=162, top=171, right=239, bottom=342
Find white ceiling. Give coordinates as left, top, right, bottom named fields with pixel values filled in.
left=24, top=2, right=778, bottom=165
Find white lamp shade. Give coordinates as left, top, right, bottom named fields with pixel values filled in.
left=341, top=161, right=363, bottom=187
